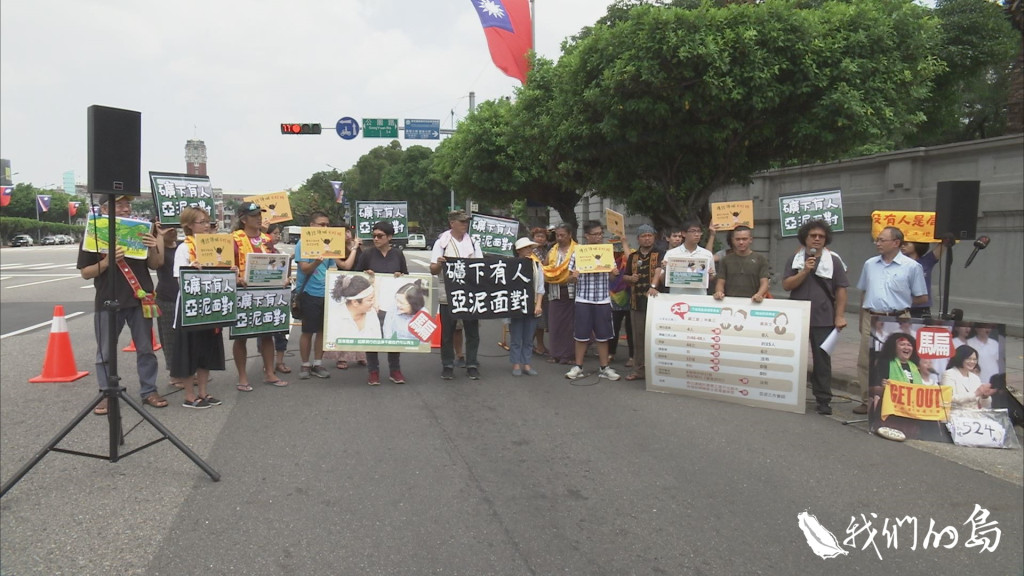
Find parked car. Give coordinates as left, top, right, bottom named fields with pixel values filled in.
left=407, top=233, right=427, bottom=250
left=41, top=236, right=58, bottom=245
left=58, top=234, right=76, bottom=245
left=10, top=234, right=34, bottom=247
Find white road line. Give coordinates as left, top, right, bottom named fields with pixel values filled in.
left=25, top=263, right=57, bottom=270
left=0, top=311, right=86, bottom=339
left=4, top=276, right=83, bottom=289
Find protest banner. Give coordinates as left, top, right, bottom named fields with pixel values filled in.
left=605, top=208, right=625, bottom=241
left=645, top=294, right=810, bottom=414
left=880, top=381, right=953, bottom=422
left=149, top=172, right=214, bottom=226
left=664, top=256, right=711, bottom=290
left=778, top=189, right=844, bottom=237
left=244, top=253, right=291, bottom=287
left=243, top=191, right=292, bottom=227
left=299, top=227, right=347, bottom=259
left=82, top=213, right=152, bottom=260
left=441, top=257, right=534, bottom=320
left=323, top=272, right=434, bottom=353
left=870, top=211, right=940, bottom=243
left=193, top=234, right=235, bottom=267
left=469, top=213, right=518, bottom=256
left=355, top=201, right=408, bottom=240
left=710, top=201, right=754, bottom=231
left=177, top=269, right=237, bottom=330
left=574, top=244, right=614, bottom=273
left=229, top=287, right=291, bottom=338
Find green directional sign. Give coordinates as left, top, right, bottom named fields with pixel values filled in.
left=363, top=118, right=398, bottom=138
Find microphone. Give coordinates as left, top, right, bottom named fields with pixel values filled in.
left=806, top=247, right=818, bottom=269
left=964, top=236, right=990, bottom=268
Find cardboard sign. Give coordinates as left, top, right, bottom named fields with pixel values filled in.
left=82, top=214, right=152, bottom=260
left=664, top=256, right=711, bottom=290
left=178, top=269, right=238, bottom=330
left=870, top=211, right=940, bottom=243
left=149, top=172, right=215, bottom=226
left=710, top=201, right=754, bottom=231
left=245, top=253, right=291, bottom=287
left=299, top=227, right=347, bottom=259
left=193, top=234, right=235, bottom=267
left=574, top=244, right=614, bottom=273
left=355, top=201, right=408, bottom=240
left=243, top=191, right=292, bottom=226
left=469, top=213, right=518, bottom=256
left=323, top=272, right=434, bottom=353
left=779, top=189, right=844, bottom=237
left=229, top=287, right=291, bottom=338
left=605, top=208, right=626, bottom=241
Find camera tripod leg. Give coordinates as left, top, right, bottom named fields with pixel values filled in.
left=116, top=390, right=221, bottom=482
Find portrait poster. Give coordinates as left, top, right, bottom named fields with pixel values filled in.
left=355, top=201, right=408, bottom=240
left=149, top=172, right=215, bottom=226
left=229, top=287, right=291, bottom=338
left=469, top=213, right=518, bottom=256
left=177, top=269, right=237, bottom=330
left=573, top=244, right=614, bottom=273
left=193, top=233, right=235, bottom=267
left=871, top=211, right=940, bottom=243
left=441, top=257, right=535, bottom=320
left=242, top=191, right=292, bottom=227
left=299, top=227, right=347, bottom=259
left=605, top=208, right=625, bottom=242
left=245, top=253, right=291, bottom=287
left=778, top=189, right=844, bottom=237
left=710, top=201, right=754, bottom=231
left=323, top=271, right=434, bottom=353
left=82, top=214, right=152, bottom=260
left=664, top=256, right=711, bottom=290
left=645, top=295, right=810, bottom=414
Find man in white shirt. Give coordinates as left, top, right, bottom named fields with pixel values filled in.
left=430, top=210, right=484, bottom=381
left=968, top=325, right=1001, bottom=384
left=658, top=219, right=715, bottom=296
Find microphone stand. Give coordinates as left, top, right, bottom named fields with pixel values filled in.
left=939, top=234, right=956, bottom=320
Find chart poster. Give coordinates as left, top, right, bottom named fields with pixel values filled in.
left=778, top=189, right=844, bottom=237
left=469, top=213, right=518, bottom=256
left=82, top=214, right=152, bottom=260
left=240, top=191, right=290, bottom=227
left=177, top=269, right=237, bottom=330
left=323, top=271, right=434, bottom=353
left=355, top=201, right=408, bottom=240
left=605, top=208, right=625, bottom=241
left=193, top=233, right=235, bottom=267
left=229, top=287, right=291, bottom=338
left=573, top=244, right=614, bottom=273
left=646, top=295, right=810, bottom=414
left=149, top=172, right=214, bottom=226
left=441, top=258, right=534, bottom=320
left=710, top=201, right=754, bottom=231
left=664, top=256, right=711, bottom=290
left=245, top=253, right=291, bottom=287
left=870, top=211, right=940, bottom=243
left=299, top=227, right=347, bottom=259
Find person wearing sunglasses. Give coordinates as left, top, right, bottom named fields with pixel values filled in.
left=356, top=221, right=409, bottom=385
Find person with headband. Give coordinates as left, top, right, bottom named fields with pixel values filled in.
left=329, top=275, right=381, bottom=341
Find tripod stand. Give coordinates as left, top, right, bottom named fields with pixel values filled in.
left=1, top=194, right=219, bottom=498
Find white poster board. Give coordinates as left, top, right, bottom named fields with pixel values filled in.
left=646, top=295, right=810, bottom=414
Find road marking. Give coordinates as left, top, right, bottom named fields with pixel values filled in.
left=4, top=276, right=83, bottom=289
left=0, top=311, right=86, bottom=340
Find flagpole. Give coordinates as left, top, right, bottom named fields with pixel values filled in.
left=530, top=0, right=535, bottom=56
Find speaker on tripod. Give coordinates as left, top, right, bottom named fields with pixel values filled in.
left=933, top=180, right=980, bottom=319
left=87, top=105, right=142, bottom=197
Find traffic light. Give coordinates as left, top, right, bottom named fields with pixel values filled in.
left=280, top=123, right=322, bottom=135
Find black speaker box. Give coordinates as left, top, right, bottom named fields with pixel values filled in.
left=933, top=180, right=979, bottom=240
left=88, top=105, right=141, bottom=196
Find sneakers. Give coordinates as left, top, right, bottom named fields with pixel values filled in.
left=456, top=357, right=467, bottom=368
left=525, top=368, right=539, bottom=376
left=310, top=365, right=330, bottom=379
left=441, top=367, right=454, bottom=380
left=467, top=367, right=480, bottom=380
left=299, top=365, right=311, bottom=380
left=599, top=366, right=621, bottom=381
left=816, top=402, right=833, bottom=415
left=203, top=395, right=223, bottom=406
left=852, top=403, right=868, bottom=415
left=182, top=397, right=211, bottom=410
left=389, top=370, right=406, bottom=384
left=565, top=365, right=585, bottom=380
left=368, top=370, right=381, bottom=386
left=512, top=368, right=523, bottom=377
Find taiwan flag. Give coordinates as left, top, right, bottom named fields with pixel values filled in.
left=37, top=195, right=52, bottom=213
left=470, top=0, right=532, bottom=85
left=330, top=181, right=344, bottom=204
left=0, top=186, right=11, bottom=208
left=69, top=201, right=81, bottom=217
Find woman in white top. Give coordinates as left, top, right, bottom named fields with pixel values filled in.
left=940, top=344, right=996, bottom=409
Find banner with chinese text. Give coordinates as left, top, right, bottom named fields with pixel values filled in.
left=229, top=287, right=291, bottom=338
left=355, top=201, right=408, bottom=240
left=710, top=201, right=754, bottom=230
left=441, top=257, right=534, bottom=320
left=178, top=269, right=237, bottom=330
left=243, top=191, right=292, bottom=227
left=778, top=189, right=844, bottom=237
left=870, top=211, right=940, bottom=243
left=149, top=172, right=214, bottom=226
left=194, top=234, right=235, bottom=267
left=469, top=213, right=518, bottom=256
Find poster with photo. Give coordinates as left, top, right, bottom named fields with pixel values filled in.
left=82, top=214, right=152, bottom=260
left=149, top=172, right=214, bottom=226
left=245, top=253, right=291, bottom=287
left=664, top=256, right=711, bottom=290
left=322, top=271, right=434, bottom=353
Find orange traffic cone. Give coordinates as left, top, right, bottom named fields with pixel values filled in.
left=430, top=313, right=442, bottom=349
left=123, top=327, right=162, bottom=352
left=30, top=305, right=89, bottom=383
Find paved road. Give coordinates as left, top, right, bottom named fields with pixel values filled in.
left=1, top=245, right=1022, bottom=575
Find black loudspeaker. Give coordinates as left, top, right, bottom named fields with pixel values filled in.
left=88, top=105, right=141, bottom=196
left=933, top=180, right=979, bottom=240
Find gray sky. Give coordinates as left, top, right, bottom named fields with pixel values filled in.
left=0, top=0, right=611, bottom=194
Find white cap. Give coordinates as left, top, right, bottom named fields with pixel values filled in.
left=514, top=237, right=539, bottom=251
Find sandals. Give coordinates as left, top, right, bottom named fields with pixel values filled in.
left=625, top=371, right=644, bottom=381
left=275, top=363, right=292, bottom=374
left=336, top=360, right=349, bottom=370
left=625, top=358, right=635, bottom=368
left=533, top=347, right=548, bottom=356
left=236, top=383, right=253, bottom=392
left=263, top=378, right=288, bottom=387
left=497, top=341, right=510, bottom=351
left=143, top=394, right=169, bottom=408
left=93, top=398, right=109, bottom=415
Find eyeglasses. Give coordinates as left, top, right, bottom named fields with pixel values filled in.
left=585, top=231, right=604, bottom=237
left=874, top=237, right=897, bottom=243
left=808, top=233, right=826, bottom=239
left=686, top=229, right=702, bottom=234
left=372, top=233, right=387, bottom=238
left=194, top=220, right=210, bottom=225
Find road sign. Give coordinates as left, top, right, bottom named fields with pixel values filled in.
left=363, top=118, right=399, bottom=138
left=336, top=117, right=360, bottom=140
left=404, top=119, right=441, bottom=140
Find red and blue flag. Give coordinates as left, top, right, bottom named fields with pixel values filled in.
left=470, top=0, right=532, bottom=85
left=0, top=186, right=11, bottom=208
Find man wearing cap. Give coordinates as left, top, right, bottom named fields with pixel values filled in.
left=622, top=224, right=663, bottom=381
left=661, top=219, right=716, bottom=296
left=78, top=194, right=172, bottom=414
left=565, top=220, right=621, bottom=381
left=430, top=210, right=483, bottom=380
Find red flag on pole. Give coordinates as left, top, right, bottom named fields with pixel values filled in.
left=470, top=0, right=532, bottom=85
left=0, top=186, right=11, bottom=208
left=69, top=201, right=80, bottom=217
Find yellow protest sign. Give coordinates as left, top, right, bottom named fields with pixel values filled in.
left=605, top=208, right=625, bottom=242
left=193, top=233, right=235, bottom=267
left=243, top=191, right=292, bottom=226
left=574, top=244, right=614, bottom=273
left=880, top=381, right=953, bottom=422
left=711, top=201, right=754, bottom=230
left=870, top=211, right=940, bottom=243
left=300, top=227, right=347, bottom=259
